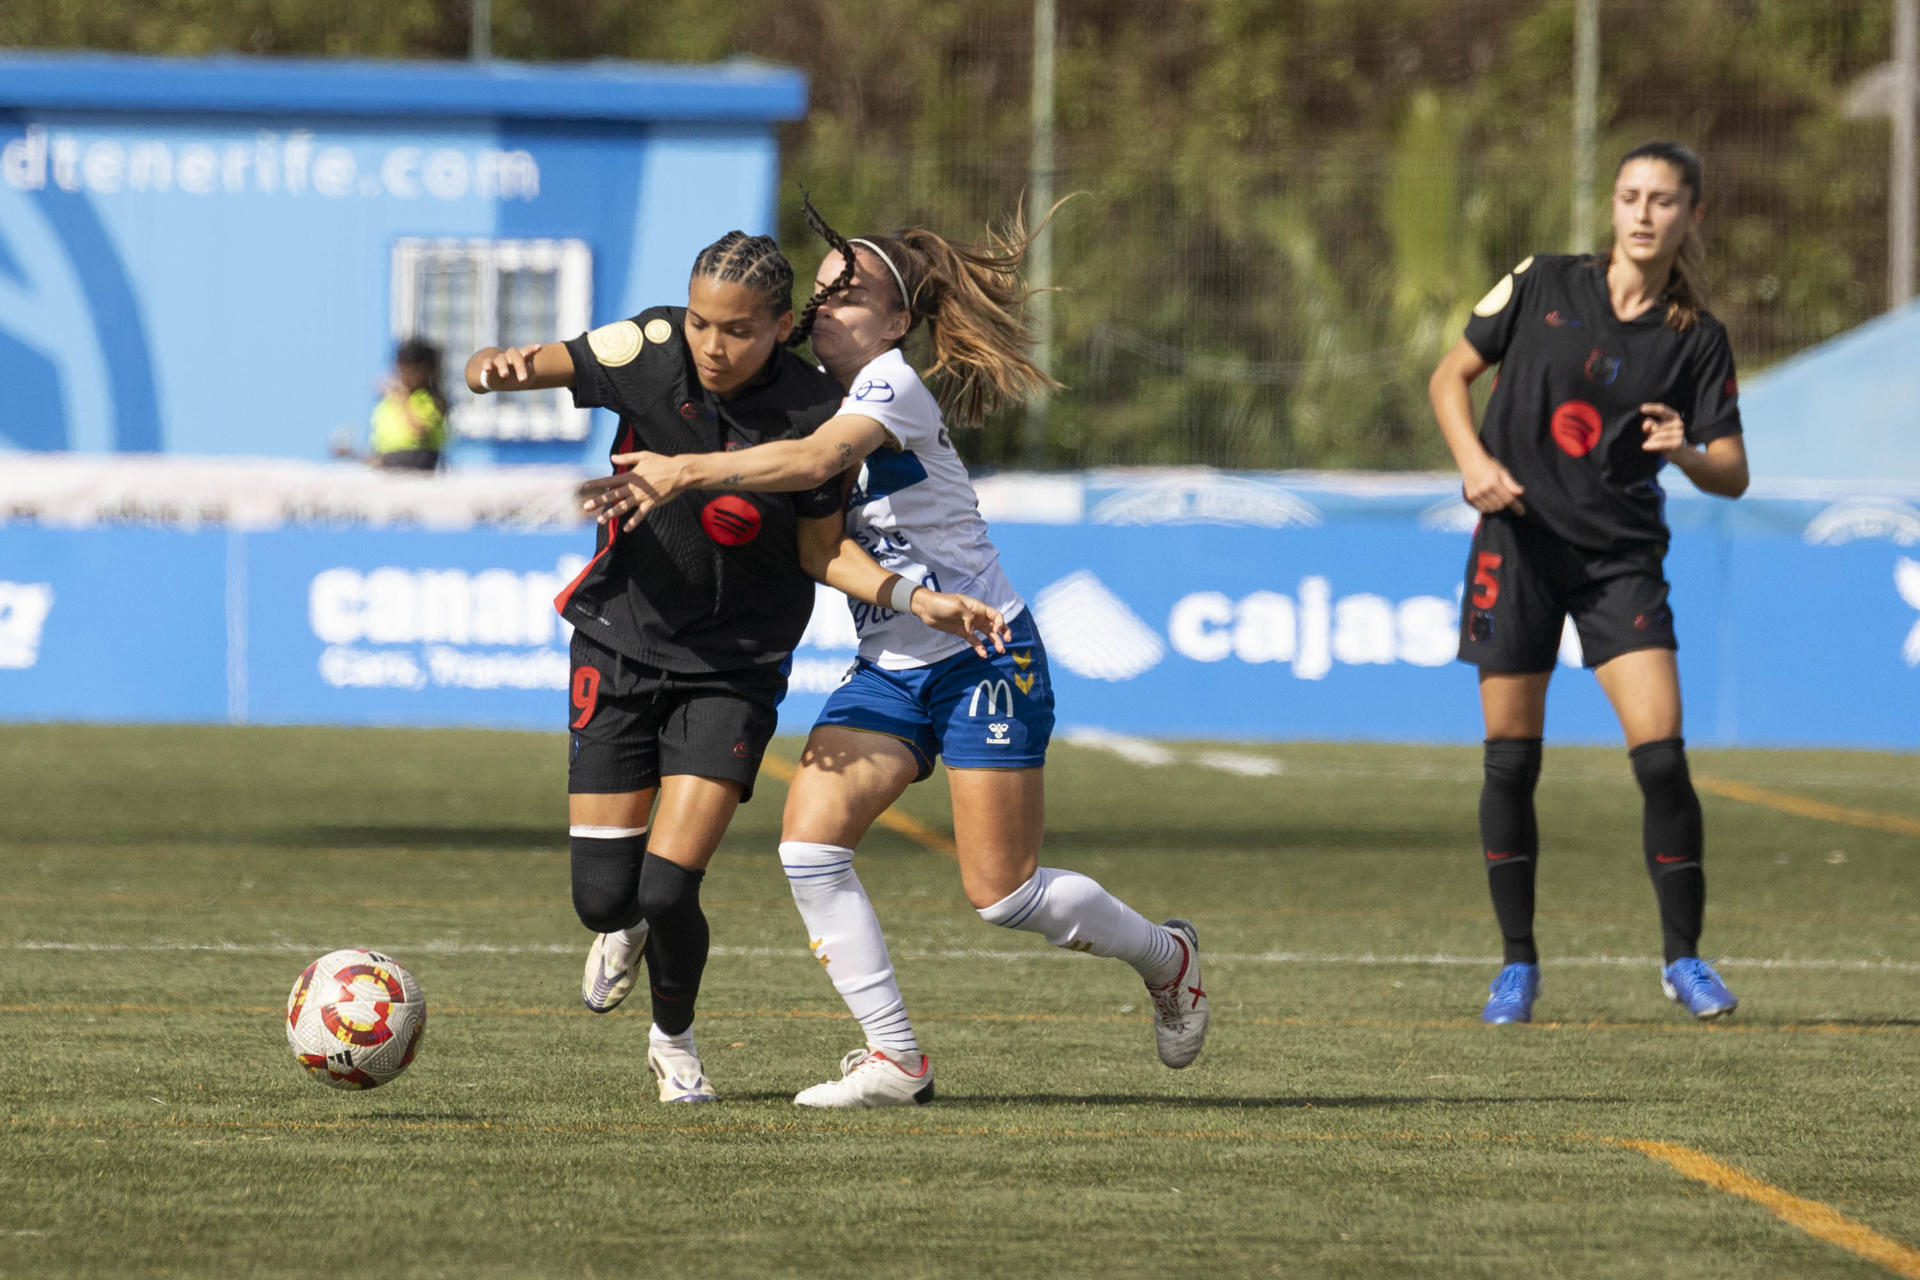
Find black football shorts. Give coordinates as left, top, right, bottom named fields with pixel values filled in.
left=566, top=631, right=785, bottom=802
left=1457, top=514, right=1677, bottom=674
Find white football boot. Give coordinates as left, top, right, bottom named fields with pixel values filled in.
left=646, top=1038, right=716, bottom=1103
left=581, top=924, right=648, bottom=1013
left=793, top=1047, right=935, bottom=1108
left=1146, top=919, right=1208, bottom=1068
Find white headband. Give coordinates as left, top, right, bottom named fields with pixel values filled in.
left=849, top=238, right=910, bottom=312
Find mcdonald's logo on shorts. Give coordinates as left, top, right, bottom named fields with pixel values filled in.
left=968, top=678, right=1014, bottom=718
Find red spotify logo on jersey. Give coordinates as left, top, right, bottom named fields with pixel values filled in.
left=701, top=495, right=762, bottom=545
left=1550, top=399, right=1603, bottom=457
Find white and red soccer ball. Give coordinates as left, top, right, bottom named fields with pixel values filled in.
left=286, top=948, right=427, bottom=1090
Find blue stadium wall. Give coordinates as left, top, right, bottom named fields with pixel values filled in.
left=4, top=53, right=1916, bottom=749
left=4, top=474, right=1918, bottom=748
left=0, top=51, right=806, bottom=463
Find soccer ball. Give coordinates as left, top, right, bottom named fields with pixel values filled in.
left=285, top=948, right=427, bottom=1090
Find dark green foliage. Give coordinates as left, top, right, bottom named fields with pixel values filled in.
left=0, top=0, right=1897, bottom=467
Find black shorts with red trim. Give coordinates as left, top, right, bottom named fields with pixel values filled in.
left=1457, top=513, right=1677, bottom=674
left=566, top=631, right=785, bottom=802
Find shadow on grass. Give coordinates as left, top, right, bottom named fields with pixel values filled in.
left=936, top=1093, right=1633, bottom=1110
left=259, top=825, right=561, bottom=852
left=14, top=825, right=562, bottom=852
left=994, top=827, right=1463, bottom=856
left=53, top=820, right=1467, bottom=857
left=648, top=1091, right=1502, bottom=1110
left=28, top=821, right=1530, bottom=857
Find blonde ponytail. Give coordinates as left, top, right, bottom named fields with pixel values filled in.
left=799, top=194, right=1072, bottom=429
left=892, top=208, right=1064, bottom=428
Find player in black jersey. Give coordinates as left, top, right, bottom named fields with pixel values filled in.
left=462, top=232, right=1008, bottom=1102
left=1427, top=142, right=1750, bottom=1026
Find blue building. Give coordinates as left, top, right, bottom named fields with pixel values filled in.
left=0, top=50, right=808, bottom=464
left=1739, top=298, right=1920, bottom=488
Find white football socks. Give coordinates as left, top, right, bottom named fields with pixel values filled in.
left=779, top=841, right=921, bottom=1058
left=648, top=1022, right=694, bottom=1050
left=978, top=867, right=1182, bottom=987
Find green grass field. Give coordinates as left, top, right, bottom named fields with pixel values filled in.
left=3, top=725, right=1916, bottom=1279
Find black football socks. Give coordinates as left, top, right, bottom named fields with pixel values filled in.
left=1481, top=737, right=1543, bottom=966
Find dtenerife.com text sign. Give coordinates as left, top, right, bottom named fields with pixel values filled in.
left=3, top=480, right=1919, bottom=746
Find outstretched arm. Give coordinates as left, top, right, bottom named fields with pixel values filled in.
left=581, top=413, right=887, bottom=531
left=795, top=513, right=1008, bottom=658
left=464, top=343, right=576, bottom=394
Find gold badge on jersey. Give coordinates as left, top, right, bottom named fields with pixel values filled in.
left=587, top=321, right=643, bottom=367
left=643, top=318, right=674, bottom=345
left=1472, top=273, right=1515, bottom=317
left=1472, top=256, right=1536, bottom=318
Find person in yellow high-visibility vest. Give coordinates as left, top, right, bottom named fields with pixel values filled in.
left=368, top=337, right=449, bottom=470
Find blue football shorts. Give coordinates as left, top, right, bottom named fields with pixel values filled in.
left=813, top=610, right=1056, bottom=779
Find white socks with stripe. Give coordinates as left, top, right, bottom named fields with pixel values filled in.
left=978, top=867, right=1182, bottom=986
left=778, top=841, right=921, bottom=1059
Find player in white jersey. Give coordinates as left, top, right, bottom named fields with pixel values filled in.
left=583, top=196, right=1209, bottom=1107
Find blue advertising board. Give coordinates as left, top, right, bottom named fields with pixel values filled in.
left=0, top=527, right=230, bottom=720
left=239, top=530, right=587, bottom=728
left=3, top=475, right=1917, bottom=748
left=0, top=52, right=805, bottom=464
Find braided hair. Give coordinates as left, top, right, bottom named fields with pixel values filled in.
left=789, top=189, right=860, bottom=349
left=795, top=191, right=1064, bottom=428
left=690, top=231, right=797, bottom=322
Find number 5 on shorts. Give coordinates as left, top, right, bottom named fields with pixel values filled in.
left=1472, top=552, right=1503, bottom=610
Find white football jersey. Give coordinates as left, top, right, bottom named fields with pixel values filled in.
left=837, top=349, right=1025, bottom=668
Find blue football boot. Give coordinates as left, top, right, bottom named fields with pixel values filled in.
left=1481, top=962, right=1541, bottom=1024
left=1661, top=957, right=1738, bottom=1020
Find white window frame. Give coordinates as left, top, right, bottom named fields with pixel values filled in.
left=391, top=237, right=593, bottom=442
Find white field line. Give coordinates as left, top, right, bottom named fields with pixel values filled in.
left=8, top=940, right=1917, bottom=972
left=1065, top=729, right=1282, bottom=777
left=1191, top=750, right=1284, bottom=777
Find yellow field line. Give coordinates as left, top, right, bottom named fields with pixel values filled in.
left=759, top=752, right=957, bottom=858
left=12, top=1110, right=1920, bottom=1275
left=10, top=1110, right=1916, bottom=1272
left=1696, top=775, right=1920, bottom=839
left=1611, top=1139, right=1920, bottom=1279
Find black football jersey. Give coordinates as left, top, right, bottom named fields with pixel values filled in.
left=1464, top=254, right=1742, bottom=551
left=554, top=306, right=845, bottom=673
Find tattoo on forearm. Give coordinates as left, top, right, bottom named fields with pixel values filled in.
left=721, top=473, right=744, bottom=487
left=834, top=442, right=854, bottom=466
